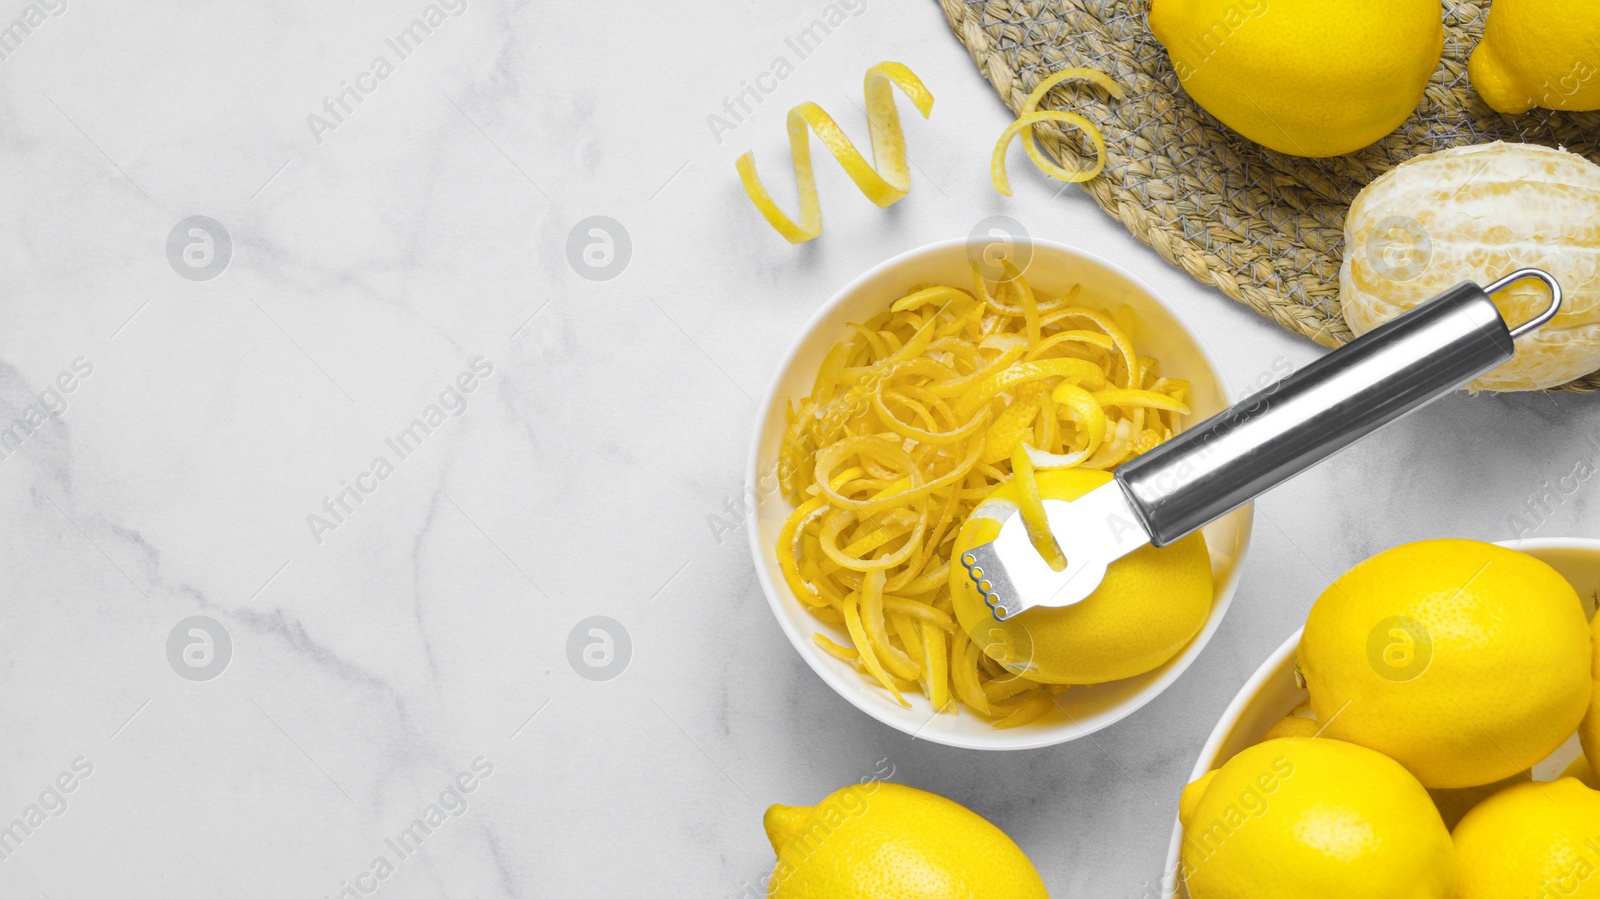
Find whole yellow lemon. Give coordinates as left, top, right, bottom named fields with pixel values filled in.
left=1178, top=738, right=1455, bottom=897
left=1470, top=0, right=1600, bottom=113
left=762, top=782, right=1048, bottom=898
left=1148, top=0, right=1443, bottom=157
left=1299, top=539, right=1591, bottom=789
left=950, top=468, right=1213, bottom=685
left=1453, top=778, right=1600, bottom=898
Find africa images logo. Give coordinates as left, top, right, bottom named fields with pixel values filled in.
left=167, top=616, right=233, bottom=682
left=166, top=216, right=232, bottom=282
left=566, top=617, right=631, bottom=682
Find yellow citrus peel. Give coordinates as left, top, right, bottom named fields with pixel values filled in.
left=776, top=266, right=1189, bottom=723
left=992, top=67, right=1124, bottom=196
left=1010, top=443, right=1067, bottom=572
left=737, top=62, right=933, bottom=244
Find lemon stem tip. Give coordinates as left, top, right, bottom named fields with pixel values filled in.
left=763, top=804, right=811, bottom=852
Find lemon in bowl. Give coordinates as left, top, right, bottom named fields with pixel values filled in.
left=1177, top=737, right=1455, bottom=897
left=951, top=468, right=1214, bottom=686
left=1452, top=777, right=1600, bottom=898
left=1299, top=539, right=1592, bottom=789
left=748, top=238, right=1253, bottom=750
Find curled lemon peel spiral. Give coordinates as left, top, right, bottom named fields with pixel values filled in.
left=775, top=267, right=1190, bottom=724
left=736, top=62, right=934, bottom=244
left=992, top=67, right=1124, bottom=196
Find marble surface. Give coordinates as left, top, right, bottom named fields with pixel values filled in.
left=0, top=0, right=1594, bottom=896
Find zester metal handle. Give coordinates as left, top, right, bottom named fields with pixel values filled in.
left=1114, top=271, right=1561, bottom=547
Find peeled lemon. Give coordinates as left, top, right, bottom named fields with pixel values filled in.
left=1453, top=778, right=1600, bottom=898
left=1340, top=142, right=1600, bottom=391
left=1469, top=0, right=1600, bottom=114
left=762, top=783, right=1048, bottom=898
left=1298, top=539, right=1592, bottom=789
left=950, top=468, right=1213, bottom=685
left=1148, top=0, right=1442, bottom=157
left=1178, top=738, right=1455, bottom=897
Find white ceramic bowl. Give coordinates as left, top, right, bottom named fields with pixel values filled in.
left=747, top=237, right=1254, bottom=750
left=1161, top=537, right=1600, bottom=896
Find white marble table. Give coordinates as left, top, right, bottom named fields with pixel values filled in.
left=0, top=0, right=1593, bottom=896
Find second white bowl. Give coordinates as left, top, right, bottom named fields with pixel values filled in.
left=1161, top=537, right=1600, bottom=896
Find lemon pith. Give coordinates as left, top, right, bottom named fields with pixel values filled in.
left=1338, top=142, right=1600, bottom=392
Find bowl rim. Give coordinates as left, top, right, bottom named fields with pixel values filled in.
left=1160, top=536, right=1600, bottom=894
left=746, top=236, right=1250, bottom=751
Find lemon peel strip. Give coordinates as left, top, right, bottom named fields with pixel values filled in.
left=992, top=67, right=1123, bottom=196
left=777, top=467, right=864, bottom=606
left=992, top=692, right=1056, bottom=729
left=1094, top=388, right=1192, bottom=415
left=954, top=357, right=1108, bottom=417
left=813, top=633, right=859, bottom=662
left=1018, top=68, right=1124, bottom=179
left=862, top=570, right=920, bottom=681
left=921, top=625, right=950, bottom=711
left=737, top=62, right=934, bottom=243
left=1010, top=443, right=1068, bottom=571
left=951, top=628, right=991, bottom=716
left=844, top=594, right=910, bottom=708
left=890, top=613, right=924, bottom=666
left=993, top=112, right=1108, bottom=196
left=1022, top=382, right=1107, bottom=469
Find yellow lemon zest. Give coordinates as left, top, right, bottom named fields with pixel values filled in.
left=812, top=633, right=858, bottom=662
left=1093, top=388, right=1191, bottom=415
left=1022, top=381, right=1106, bottom=469
left=842, top=592, right=909, bottom=707
left=1010, top=442, right=1067, bottom=571
left=954, top=358, right=1107, bottom=417
left=737, top=62, right=933, bottom=243
left=991, top=68, right=1123, bottom=195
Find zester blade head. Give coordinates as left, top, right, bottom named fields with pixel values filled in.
left=960, top=480, right=1152, bottom=621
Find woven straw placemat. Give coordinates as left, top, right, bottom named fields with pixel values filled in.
left=939, top=0, right=1600, bottom=391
